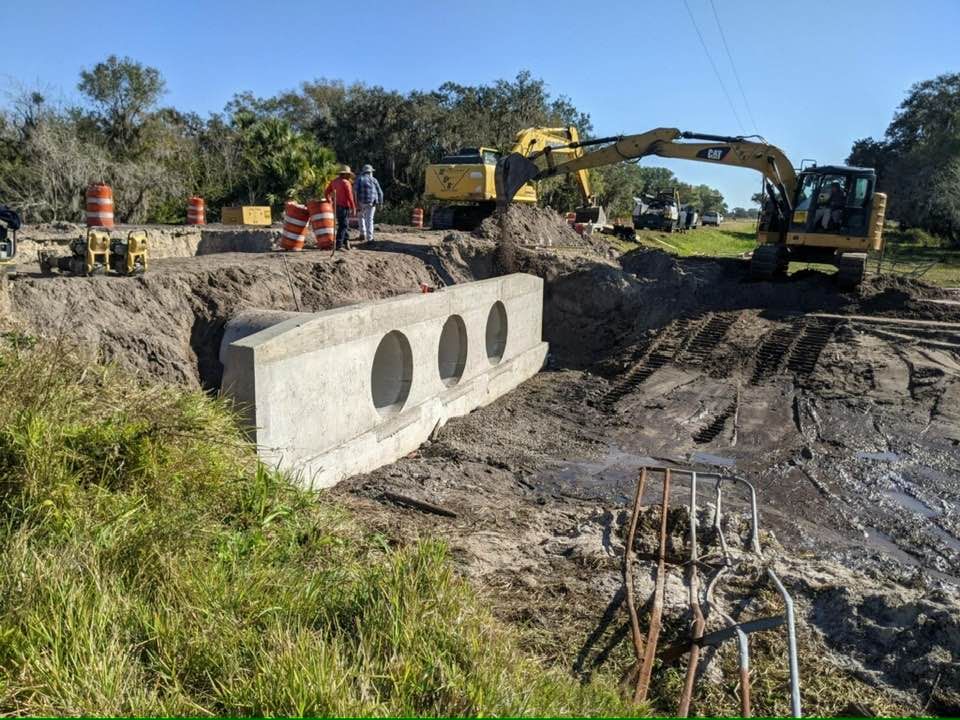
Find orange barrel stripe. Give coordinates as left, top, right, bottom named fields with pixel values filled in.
left=187, top=196, right=206, bottom=225
left=280, top=201, right=310, bottom=251
left=411, top=207, right=424, bottom=228
left=307, top=199, right=335, bottom=250
left=85, top=183, right=114, bottom=228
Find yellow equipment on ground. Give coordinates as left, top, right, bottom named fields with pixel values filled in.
left=496, top=128, right=887, bottom=287
left=109, top=230, right=148, bottom=275
left=221, top=206, right=272, bottom=226
left=38, top=228, right=148, bottom=277
left=425, top=126, right=603, bottom=229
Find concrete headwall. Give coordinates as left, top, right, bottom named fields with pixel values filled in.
left=220, top=274, right=548, bottom=488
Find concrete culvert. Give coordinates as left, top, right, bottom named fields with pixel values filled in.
left=485, top=301, right=508, bottom=364
left=438, top=315, right=468, bottom=387
left=371, top=330, right=413, bottom=417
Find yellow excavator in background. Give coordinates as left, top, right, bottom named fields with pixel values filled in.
left=495, top=128, right=887, bottom=287
left=424, top=126, right=605, bottom=230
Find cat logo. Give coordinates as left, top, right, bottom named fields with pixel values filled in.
left=697, top=147, right=730, bottom=162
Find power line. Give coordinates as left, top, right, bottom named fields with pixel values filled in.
left=709, top=0, right=759, bottom=132
left=682, top=0, right=746, bottom=134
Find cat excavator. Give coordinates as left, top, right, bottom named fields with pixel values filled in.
left=495, top=128, right=887, bottom=287
left=425, top=126, right=605, bottom=230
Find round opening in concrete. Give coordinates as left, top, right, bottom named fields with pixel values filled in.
left=485, top=301, right=508, bottom=364
left=371, top=330, right=413, bottom=417
left=438, top=315, right=468, bottom=387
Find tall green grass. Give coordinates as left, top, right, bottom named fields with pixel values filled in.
left=0, top=342, right=636, bottom=716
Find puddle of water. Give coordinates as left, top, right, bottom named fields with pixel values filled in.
left=864, top=527, right=960, bottom=585
left=541, top=448, right=660, bottom=503
left=856, top=451, right=900, bottom=462
left=689, top=451, right=736, bottom=468
left=885, top=489, right=938, bottom=518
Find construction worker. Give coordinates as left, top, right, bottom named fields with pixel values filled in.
left=325, top=165, right=356, bottom=250
left=354, top=164, right=384, bottom=244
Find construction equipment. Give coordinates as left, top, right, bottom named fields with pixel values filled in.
left=39, top=228, right=147, bottom=277
left=425, top=126, right=605, bottom=230
left=0, top=205, right=20, bottom=273
left=496, top=128, right=887, bottom=287
left=633, top=188, right=682, bottom=232
left=109, top=230, right=148, bottom=275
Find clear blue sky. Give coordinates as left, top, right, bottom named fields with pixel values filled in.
left=3, top=0, right=958, bottom=208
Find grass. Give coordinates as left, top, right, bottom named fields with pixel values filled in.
left=604, top=221, right=960, bottom=287
left=0, top=341, right=640, bottom=717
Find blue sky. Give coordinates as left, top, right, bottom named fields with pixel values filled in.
left=3, top=0, right=958, bottom=208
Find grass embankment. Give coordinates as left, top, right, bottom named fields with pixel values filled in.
left=609, top=221, right=960, bottom=287
left=0, top=341, right=636, bottom=716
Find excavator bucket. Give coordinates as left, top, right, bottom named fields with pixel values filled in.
left=495, top=153, right=542, bottom=208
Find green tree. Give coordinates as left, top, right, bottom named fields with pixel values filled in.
left=848, top=72, right=960, bottom=242
left=77, top=55, right=166, bottom=157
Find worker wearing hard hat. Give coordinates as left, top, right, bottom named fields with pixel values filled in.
left=325, top=165, right=357, bottom=250
left=354, top=164, right=384, bottom=245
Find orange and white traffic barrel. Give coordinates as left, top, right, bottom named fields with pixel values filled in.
left=565, top=212, right=576, bottom=226
left=187, top=196, right=206, bottom=225
left=85, top=183, right=114, bottom=228
left=280, top=201, right=310, bottom=251
left=308, top=199, right=335, bottom=250
left=411, top=207, right=424, bottom=228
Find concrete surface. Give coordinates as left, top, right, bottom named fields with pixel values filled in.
left=220, top=273, right=548, bottom=488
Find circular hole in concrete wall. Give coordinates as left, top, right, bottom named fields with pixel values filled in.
left=438, top=315, right=468, bottom=387
left=371, top=330, right=413, bottom=417
left=485, top=301, right=508, bottom=364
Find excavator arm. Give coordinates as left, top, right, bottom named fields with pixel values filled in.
left=496, top=128, right=798, bottom=227
left=509, top=126, right=595, bottom=206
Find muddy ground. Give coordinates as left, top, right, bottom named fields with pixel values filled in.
left=3, top=216, right=959, bottom=715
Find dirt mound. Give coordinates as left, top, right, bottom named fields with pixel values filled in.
left=474, top=205, right=588, bottom=248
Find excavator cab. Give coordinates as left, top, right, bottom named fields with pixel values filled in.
left=789, top=166, right=876, bottom=238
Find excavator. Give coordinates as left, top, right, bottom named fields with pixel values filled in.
left=495, top=128, right=887, bottom=287
left=424, top=126, right=605, bottom=230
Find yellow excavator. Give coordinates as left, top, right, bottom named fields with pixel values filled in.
left=495, top=128, right=887, bottom=287
left=424, top=126, right=604, bottom=230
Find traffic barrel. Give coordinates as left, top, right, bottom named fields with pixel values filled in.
left=85, top=183, right=114, bottom=228
left=280, top=201, right=310, bottom=251
left=187, top=196, right=206, bottom=225
left=411, top=207, right=424, bottom=228
left=308, top=199, right=335, bottom=250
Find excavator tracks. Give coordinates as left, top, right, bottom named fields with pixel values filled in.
left=750, top=318, right=840, bottom=385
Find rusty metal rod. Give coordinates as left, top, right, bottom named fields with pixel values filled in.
left=635, top=468, right=670, bottom=703
left=678, top=472, right=706, bottom=717
left=623, top=467, right=649, bottom=686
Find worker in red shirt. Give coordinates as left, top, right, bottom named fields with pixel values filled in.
left=325, top=165, right=357, bottom=250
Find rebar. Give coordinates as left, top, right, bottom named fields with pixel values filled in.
left=678, top=472, right=706, bottom=717
left=623, top=467, right=648, bottom=685
left=635, top=468, right=670, bottom=703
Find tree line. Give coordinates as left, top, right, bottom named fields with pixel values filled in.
left=0, top=56, right=730, bottom=224
left=848, top=72, right=960, bottom=244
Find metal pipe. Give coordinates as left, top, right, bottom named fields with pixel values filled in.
left=636, top=468, right=671, bottom=703
left=767, top=568, right=802, bottom=718
left=623, top=468, right=648, bottom=683
left=679, top=472, right=706, bottom=717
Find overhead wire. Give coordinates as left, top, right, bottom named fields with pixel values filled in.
left=682, top=0, right=746, bottom=134
left=708, top=0, right=759, bottom=132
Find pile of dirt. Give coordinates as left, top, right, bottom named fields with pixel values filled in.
left=474, top=205, right=589, bottom=248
